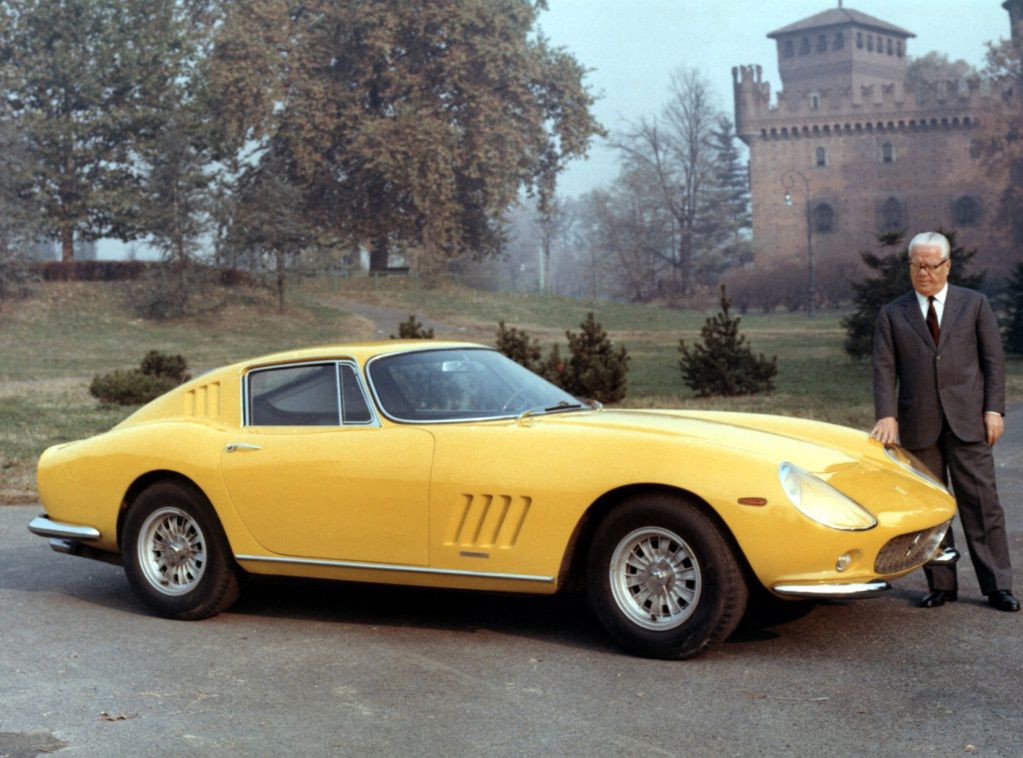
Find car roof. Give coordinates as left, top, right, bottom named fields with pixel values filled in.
left=235, top=340, right=490, bottom=372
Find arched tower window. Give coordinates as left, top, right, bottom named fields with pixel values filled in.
left=813, top=204, right=835, bottom=233
left=881, top=143, right=895, bottom=163
left=817, top=34, right=827, bottom=53
left=953, top=196, right=980, bottom=226
left=880, top=197, right=905, bottom=232
left=857, top=32, right=863, bottom=49
left=815, top=146, right=827, bottom=167
left=783, top=39, right=794, bottom=59
left=866, top=35, right=874, bottom=51
left=834, top=32, right=844, bottom=50
left=800, top=37, right=811, bottom=55
left=886, top=38, right=894, bottom=55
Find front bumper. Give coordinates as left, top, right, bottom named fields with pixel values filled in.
left=771, top=580, right=892, bottom=599
left=769, top=546, right=960, bottom=600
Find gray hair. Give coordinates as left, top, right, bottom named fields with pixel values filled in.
left=908, top=231, right=950, bottom=260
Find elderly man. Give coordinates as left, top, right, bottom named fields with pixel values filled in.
left=870, top=231, right=1018, bottom=612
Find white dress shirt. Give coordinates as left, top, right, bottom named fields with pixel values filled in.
left=915, top=283, right=948, bottom=325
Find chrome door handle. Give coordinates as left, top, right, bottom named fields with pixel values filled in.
left=225, top=442, right=262, bottom=453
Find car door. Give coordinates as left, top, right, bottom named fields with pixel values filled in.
left=220, top=361, right=433, bottom=565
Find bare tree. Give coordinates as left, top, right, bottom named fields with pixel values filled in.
left=609, top=68, right=722, bottom=296
left=579, top=182, right=670, bottom=302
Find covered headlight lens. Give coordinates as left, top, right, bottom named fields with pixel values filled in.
left=779, top=462, right=878, bottom=531
left=884, top=445, right=947, bottom=491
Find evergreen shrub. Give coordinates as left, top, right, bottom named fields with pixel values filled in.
left=496, top=321, right=542, bottom=372
left=495, top=314, right=629, bottom=403
left=679, top=285, right=777, bottom=397
left=90, top=351, right=191, bottom=406
left=561, top=313, right=629, bottom=403
left=391, top=314, right=434, bottom=339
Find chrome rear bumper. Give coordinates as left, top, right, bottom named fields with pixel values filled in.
left=772, top=580, right=892, bottom=599
left=27, top=515, right=120, bottom=565
left=28, top=515, right=101, bottom=541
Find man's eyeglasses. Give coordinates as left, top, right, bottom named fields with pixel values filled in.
left=909, top=259, right=950, bottom=274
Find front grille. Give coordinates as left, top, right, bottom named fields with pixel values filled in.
left=874, top=522, right=950, bottom=574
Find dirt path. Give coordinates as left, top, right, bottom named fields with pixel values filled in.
left=314, top=295, right=483, bottom=341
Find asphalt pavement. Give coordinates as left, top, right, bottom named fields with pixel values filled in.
left=2, top=408, right=1022, bottom=757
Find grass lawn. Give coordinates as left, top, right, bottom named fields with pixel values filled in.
left=2, top=277, right=1020, bottom=503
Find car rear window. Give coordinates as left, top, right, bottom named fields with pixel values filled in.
left=247, top=361, right=377, bottom=427
left=249, top=363, right=339, bottom=426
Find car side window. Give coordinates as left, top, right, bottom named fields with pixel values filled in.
left=249, top=364, right=340, bottom=426
left=339, top=363, right=373, bottom=424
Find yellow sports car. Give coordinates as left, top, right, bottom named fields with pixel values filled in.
left=30, top=342, right=956, bottom=659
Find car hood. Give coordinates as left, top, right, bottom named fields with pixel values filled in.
left=531, top=408, right=939, bottom=496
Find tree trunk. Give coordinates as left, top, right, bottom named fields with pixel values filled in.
left=61, top=224, right=74, bottom=263
left=370, top=235, right=389, bottom=272
left=276, top=250, right=286, bottom=313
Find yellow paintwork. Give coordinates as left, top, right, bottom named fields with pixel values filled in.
left=36, top=341, right=957, bottom=596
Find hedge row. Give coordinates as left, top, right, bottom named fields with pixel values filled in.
left=36, top=260, right=256, bottom=286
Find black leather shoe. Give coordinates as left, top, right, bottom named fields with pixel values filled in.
left=919, top=589, right=957, bottom=608
left=987, top=590, right=1021, bottom=612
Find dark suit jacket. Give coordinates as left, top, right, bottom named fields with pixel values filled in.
left=873, top=284, right=1005, bottom=450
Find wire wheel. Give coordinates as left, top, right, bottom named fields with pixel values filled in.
left=136, top=506, right=207, bottom=597
left=609, top=526, right=702, bottom=631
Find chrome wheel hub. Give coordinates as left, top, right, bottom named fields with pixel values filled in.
left=137, top=507, right=206, bottom=596
left=609, top=526, right=702, bottom=631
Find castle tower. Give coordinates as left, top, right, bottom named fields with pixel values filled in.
left=768, top=7, right=913, bottom=93
left=1005, top=0, right=1023, bottom=44
left=733, top=4, right=1013, bottom=281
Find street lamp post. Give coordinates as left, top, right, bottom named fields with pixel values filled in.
left=781, top=169, right=815, bottom=318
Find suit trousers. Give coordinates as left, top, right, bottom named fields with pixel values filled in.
left=910, top=423, right=1013, bottom=594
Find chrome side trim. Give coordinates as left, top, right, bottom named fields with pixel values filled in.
left=28, top=515, right=101, bottom=541
left=772, top=580, right=892, bottom=599
left=236, top=554, right=555, bottom=584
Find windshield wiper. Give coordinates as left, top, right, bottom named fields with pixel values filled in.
left=516, top=400, right=589, bottom=422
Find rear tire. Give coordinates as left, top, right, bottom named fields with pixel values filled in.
left=587, top=495, right=747, bottom=659
left=122, top=481, right=240, bottom=620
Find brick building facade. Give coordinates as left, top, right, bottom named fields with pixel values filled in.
left=733, top=3, right=1018, bottom=277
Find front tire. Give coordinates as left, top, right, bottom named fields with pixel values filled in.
left=587, top=495, right=747, bottom=659
left=122, top=482, right=240, bottom=620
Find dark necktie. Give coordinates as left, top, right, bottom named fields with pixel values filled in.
left=926, top=296, right=940, bottom=345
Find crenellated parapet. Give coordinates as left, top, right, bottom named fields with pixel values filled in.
left=733, top=69, right=1001, bottom=142
left=732, top=65, right=772, bottom=137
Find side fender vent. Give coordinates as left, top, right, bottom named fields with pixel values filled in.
left=445, top=494, right=532, bottom=549
left=184, top=382, right=220, bottom=419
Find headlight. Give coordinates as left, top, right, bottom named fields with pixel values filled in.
left=884, top=445, right=947, bottom=491
left=779, top=462, right=878, bottom=531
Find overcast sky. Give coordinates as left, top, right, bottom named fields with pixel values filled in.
left=537, top=0, right=1014, bottom=198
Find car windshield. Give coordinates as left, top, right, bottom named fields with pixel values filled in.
left=367, top=348, right=583, bottom=422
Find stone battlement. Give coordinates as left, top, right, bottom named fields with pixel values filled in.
left=732, top=63, right=998, bottom=140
